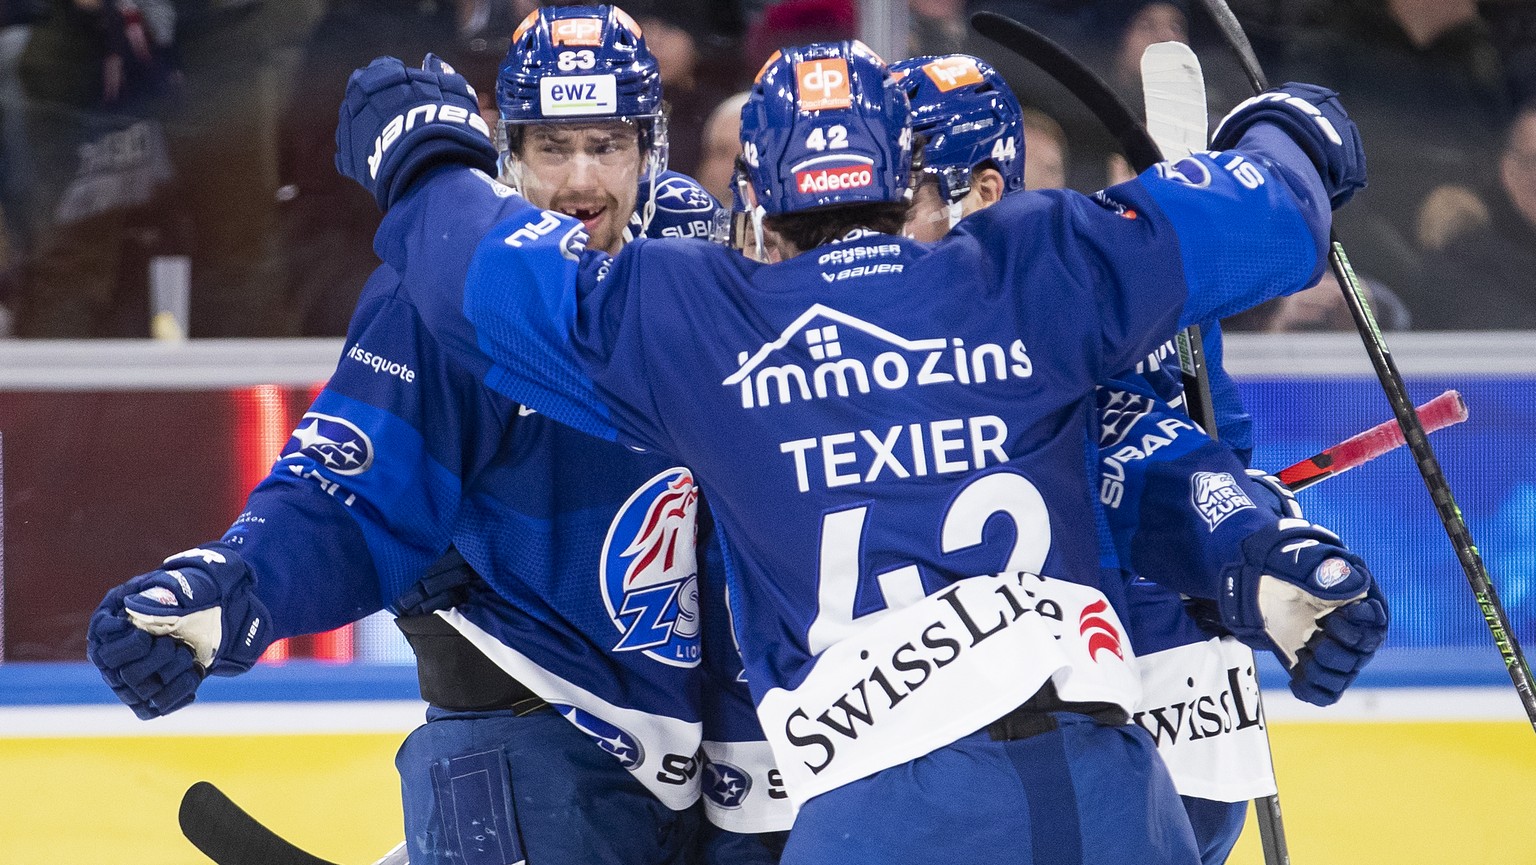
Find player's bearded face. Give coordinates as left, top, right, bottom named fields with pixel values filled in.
left=515, top=122, right=643, bottom=254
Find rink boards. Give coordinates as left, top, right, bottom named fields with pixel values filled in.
left=3, top=665, right=1535, bottom=865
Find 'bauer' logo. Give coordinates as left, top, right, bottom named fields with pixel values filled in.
left=367, top=105, right=489, bottom=179
left=796, top=59, right=851, bottom=111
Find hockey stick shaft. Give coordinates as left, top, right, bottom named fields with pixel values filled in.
left=1134, top=36, right=1290, bottom=865
left=1191, top=0, right=1536, bottom=734
left=968, top=16, right=1289, bottom=862
left=180, top=781, right=343, bottom=865
left=969, top=12, right=1219, bottom=434
left=1278, top=389, right=1467, bottom=491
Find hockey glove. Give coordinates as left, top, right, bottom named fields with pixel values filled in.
left=1210, top=82, right=1366, bottom=209
left=1218, top=519, right=1388, bottom=706
left=335, top=53, right=497, bottom=210
left=1243, top=468, right=1302, bottom=520
left=86, top=543, right=274, bottom=719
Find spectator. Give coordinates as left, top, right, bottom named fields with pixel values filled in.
left=1021, top=106, right=1068, bottom=190
left=1225, top=269, right=1411, bottom=333
left=697, top=90, right=748, bottom=205
left=741, top=0, right=854, bottom=78
left=1280, top=0, right=1515, bottom=313
left=625, top=0, right=739, bottom=177
left=274, top=0, right=520, bottom=336
left=909, top=0, right=964, bottom=57
left=1417, top=102, right=1536, bottom=329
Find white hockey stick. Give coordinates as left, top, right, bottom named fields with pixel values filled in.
left=1141, top=40, right=1292, bottom=865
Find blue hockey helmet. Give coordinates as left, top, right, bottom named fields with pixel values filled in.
left=496, top=5, right=667, bottom=171
left=891, top=54, right=1024, bottom=205
left=738, top=40, right=913, bottom=216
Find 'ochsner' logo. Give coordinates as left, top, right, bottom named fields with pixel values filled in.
left=281, top=413, right=374, bottom=476
left=723, top=303, right=1032, bottom=409
left=600, top=468, right=703, bottom=668
left=554, top=705, right=644, bottom=769
left=702, top=757, right=752, bottom=809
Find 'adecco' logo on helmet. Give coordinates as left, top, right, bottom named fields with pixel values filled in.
left=796, top=163, right=873, bottom=194
left=600, top=468, right=703, bottom=668
left=796, top=58, right=851, bottom=111
left=281, top=413, right=373, bottom=476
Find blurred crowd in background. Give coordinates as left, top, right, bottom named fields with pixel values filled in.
left=0, top=0, right=1530, bottom=338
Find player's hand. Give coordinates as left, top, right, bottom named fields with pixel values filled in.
left=86, top=543, right=273, bottom=718
left=1218, top=519, right=1389, bottom=706
left=1210, top=82, right=1366, bottom=209
left=1243, top=468, right=1301, bottom=519
left=335, top=54, right=497, bottom=210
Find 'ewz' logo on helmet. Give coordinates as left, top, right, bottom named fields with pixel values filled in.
left=600, top=468, right=703, bottom=668
left=539, top=74, right=618, bottom=117
left=796, top=59, right=852, bottom=111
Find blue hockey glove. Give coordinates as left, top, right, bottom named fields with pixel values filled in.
left=1218, top=519, right=1388, bottom=706
left=86, top=543, right=274, bottom=719
left=335, top=53, right=497, bottom=210
left=1210, top=82, right=1366, bottom=209
left=1243, top=468, right=1302, bottom=519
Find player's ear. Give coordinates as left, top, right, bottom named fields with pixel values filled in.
left=973, top=168, right=1006, bottom=207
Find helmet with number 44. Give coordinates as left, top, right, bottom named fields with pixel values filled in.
left=892, top=54, right=1024, bottom=240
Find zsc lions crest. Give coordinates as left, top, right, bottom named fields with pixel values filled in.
left=600, top=468, right=703, bottom=668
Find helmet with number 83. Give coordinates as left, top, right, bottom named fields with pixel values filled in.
left=496, top=5, right=668, bottom=176
left=738, top=40, right=913, bottom=215
left=892, top=54, right=1024, bottom=208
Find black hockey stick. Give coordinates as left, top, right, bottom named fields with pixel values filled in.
left=1191, top=0, right=1536, bottom=736
left=969, top=12, right=1218, bottom=434
left=968, top=13, right=1289, bottom=862
left=180, top=781, right=343, bottom=865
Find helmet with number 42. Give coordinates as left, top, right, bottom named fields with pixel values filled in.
left=738, top=40, right=913, bottom=215
left=891, top=53, right=1025, bottom=206
left=496, top=4, right=668, bottom=176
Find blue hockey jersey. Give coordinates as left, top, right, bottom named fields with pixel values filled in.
left=219, top=171, right=792, bottom=817
left=372, top=124, right=1332, bottom=804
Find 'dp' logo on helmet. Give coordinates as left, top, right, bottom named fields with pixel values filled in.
left=796, top=59, right=852, bottom=111
left=922, top=55, right=984, bottom=92
left=552, top=16, right=605, bottom=45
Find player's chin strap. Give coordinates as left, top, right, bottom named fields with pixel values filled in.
left=945, top=199, right=965, bottom=230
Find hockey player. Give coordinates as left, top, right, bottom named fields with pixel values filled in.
left=891, top=53, right=1293, bottom=864
left=323, top=38, right=1384, bottom=863
left=84, top=7, right=786, bottom=865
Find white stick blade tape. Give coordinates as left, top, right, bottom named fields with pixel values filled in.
left=1142, top=41, right=1207, bottom=161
